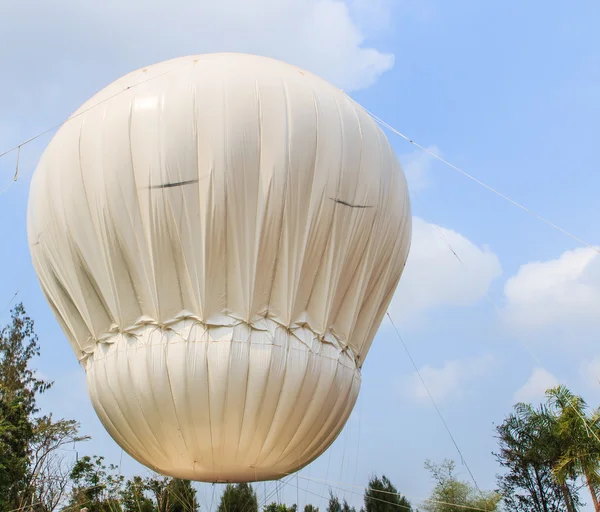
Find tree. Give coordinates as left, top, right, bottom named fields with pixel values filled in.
left=167, top=479, right=199, bottom=512
left=327, top=492, right=342, bottom=512
left=67, top=455, right=124, bottom=512
left=364, top=475, right=411, bottom=512
left=0, top=303, right=86, bottom=511
left=546, top=386, right=600, bottom=512
left=304, top=505, right=319, bottom=512
left=147, top=476, right=173, bottom=512
left=217, top=483, right=258, bottom=512
left=27, top=416, right=88, bottom=512
left=422, top=459, right=500, bottom=512
left=264, top=503, right=297, bottom=512
left=121, top=476, right=155, bottom=512
left=341, top=501, right=356, bottom=512
left=494, top=402, right=579, bottom=512
left=122, top=475, right=198, bottom=512
left=0, top=395, right=31, bottom=509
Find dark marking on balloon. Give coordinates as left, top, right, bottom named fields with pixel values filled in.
left=30, top=230, right=45, bottom=247
left=331, top=198, right=373, bottom=209
left=148, top=179, right=200, bottom=189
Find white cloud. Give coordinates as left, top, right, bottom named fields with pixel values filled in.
left=513, top=368, right=559, bottom=404
left=0, top=0, right=395, bottom=97
left=401, top=146, right=440, bottom=192
left=580, top=357, right=600, bottom=389
left=390, top=217, right=502, bottom=322
left=401, top=354, right=495, bottom=405
left=503, top=247, right=600, bottom=333
left=349, top=0, right=394, bottom=32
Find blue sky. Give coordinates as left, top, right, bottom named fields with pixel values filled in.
left=1, top=1, right=600, bottom=509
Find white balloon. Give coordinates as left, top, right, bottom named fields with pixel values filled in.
left=27, top=53, right=411, bottom=482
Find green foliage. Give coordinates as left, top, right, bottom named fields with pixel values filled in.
left=0, top=303, right=86, bottom=511
left=546, top=385, right=600, bottom=511
left=0, top=396, right=31, bottom=508
left=68, top=455, right=124, bottom=512
left=304, top=505, right=319, bottom=512
left=495, top=401, right=579, bottom=512
left=217, top=483, right=258, bottom=512
left=364, top=475, right=411, bottom=512
left=327, top=491, right=342, bottom=512
left=121, top=476, right=155, bottom=512
left=422, top=459, right=500, bottom=512
left=123, top=476, right=198, bottom=512
left=264, top=503, right=297, bottom=512
left=0, top=304, right=44, bottom=508
left=167, top=479, right=199, bottom=512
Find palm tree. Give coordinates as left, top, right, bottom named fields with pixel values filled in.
left=546, top=386, right=600, bottom=512
left=511, top=401, right=578, bottom=512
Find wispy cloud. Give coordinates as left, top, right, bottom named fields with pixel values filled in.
left=390, top=217, right=501, bottom=324
left=513, top=368, right=559, bottom=404
left=503, top=247, right=600, bottom=337
left=400, top=353, right=495, bottom=405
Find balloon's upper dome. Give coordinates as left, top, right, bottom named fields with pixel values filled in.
left=28, top=52, right=411, bottom=364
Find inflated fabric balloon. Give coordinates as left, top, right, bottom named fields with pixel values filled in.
left=27, top=53, right=411, bottom=482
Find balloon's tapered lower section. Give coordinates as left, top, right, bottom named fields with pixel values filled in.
left=84, top=317, right=360, bottom=482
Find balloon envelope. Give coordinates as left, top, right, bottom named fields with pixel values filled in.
left=27, top=53, right=411, bottom=482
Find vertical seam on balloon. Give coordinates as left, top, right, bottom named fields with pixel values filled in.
left=253, top=328, right=292, bottom=467
left=352, top=117, right=393, bottom=360
left=219, top=80, right=231, bottom=483
left=163, top=328, right=194, bottom=470
left=145, top=326, right=185, bottom=463
left=217, top=331, right=234, bottom=481
left=89, top=100, right=122, bottom=328
left=205, top=330, right=216, bottom=478
left=248, top=78, right=263, bottom=320
left=264, top=79, right=291, bottom=320
left=185, top=321, right=202, bottom=474
left=116, top=335, right=164, bottom=461
left=284, top=357, right=351, bottom=465
left=71, top=242, right=116, bottom=336
left=155, top=89, right=169, bottom=320
left=320, top=93, right=352, bottom=334
left=107, top=95, right=146, bottom=320
left=97, top=342, right=157, bottom=462
left=288, top=81, right=320, bottom=322
left=279, top=351, right=334, bottom=466
left=192, top=79, right=203, bottom=318
left=86, top=357, right=145, bottom=461
left=163, top=176, right=187, bottom=316
left=234, top=325, right=254, bottom=464
left=44, top=264, right=87, bottom=350
left=245, top=327, right=275, bottom=467
left=304, top=365, right=357, bottom=463
left=121, top=332, right=170, bottom=460
left=293, top=354, right=344, bottom=463
left=111, top=226, right=144, bottom=322
left=332, top=105, right=380, bottom=354
left=303, top=88, right=345, bottom=335
left=327, top=98, right=366, bottom=345
left=74, top=112, right=109, bottom=339
left=97, top=109, right=125, bottom=327
left=361, top=210, right=410, bottom=358
left=146, top=124, right=160, bottom=323
left=263, top=341, right=313, bottom=467
left=223, top=77, right=229, bottom=322
left=310, top=364, right=358, bottom=461
left=159, top=92, right=188, bottom=317
left=128, top=97, right=156, bottom=318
